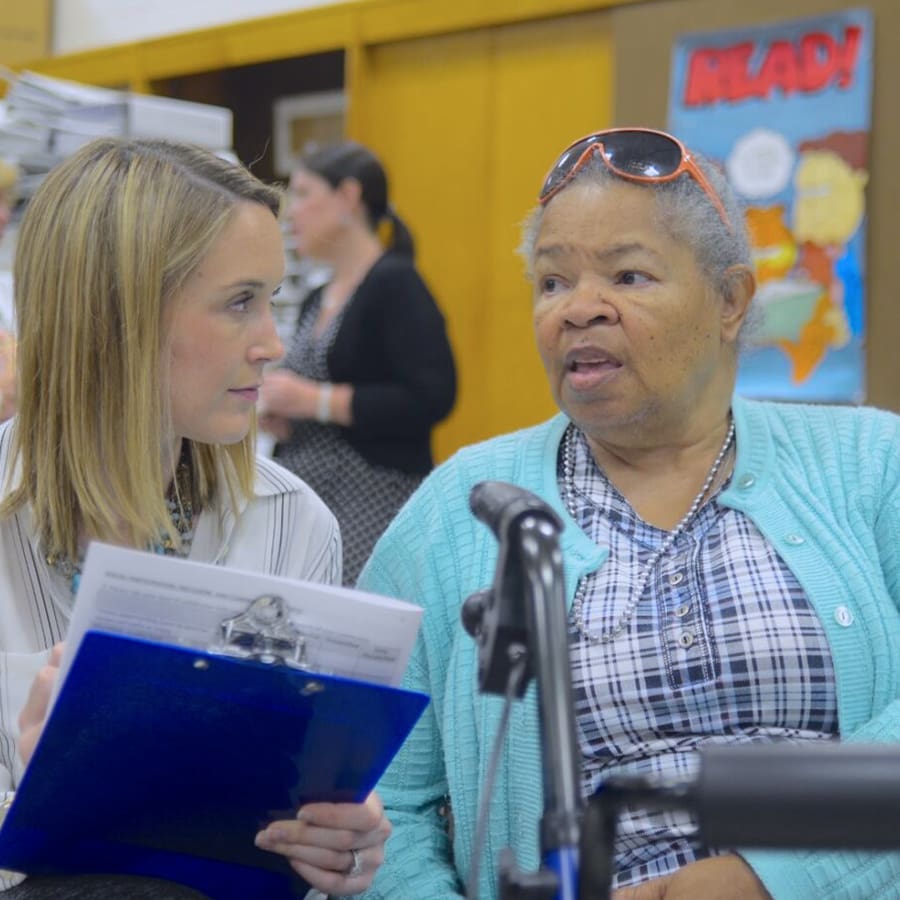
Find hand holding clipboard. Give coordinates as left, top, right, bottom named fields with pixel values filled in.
left=0, top=545, right=429, bottom=899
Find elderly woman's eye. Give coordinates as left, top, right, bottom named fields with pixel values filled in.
left=539, top=276, right=563, bottom=293
left=618, top=270, right=650, bottom=285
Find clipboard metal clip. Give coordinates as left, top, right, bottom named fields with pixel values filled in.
left=210, top=594, right=309, bottom=669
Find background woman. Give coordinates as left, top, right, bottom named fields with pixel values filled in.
left=356, top=128, right=900, bottom=898
left=258, top=141, right=456, bottom=585
left=0, top=138, right=389, bottom=898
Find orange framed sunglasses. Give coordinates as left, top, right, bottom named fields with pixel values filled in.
left=538, top=127, right=732, bottom=231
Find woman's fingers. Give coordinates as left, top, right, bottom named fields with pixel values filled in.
left=254, top=792, right=390, bottom=894
left=297, top=791, right=387, bottom=834
left=18, top=643, right=65, bottom=766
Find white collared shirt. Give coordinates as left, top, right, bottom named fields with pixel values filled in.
left=0, top=419, right=341, bottom=890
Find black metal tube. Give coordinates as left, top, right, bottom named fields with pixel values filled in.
left=580, top=742, right=900, bottom=898
left=519, top=514, right=583, bottom=855
left=697, top=742, right=900, bottom=849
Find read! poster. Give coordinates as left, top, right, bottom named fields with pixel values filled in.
left=669, top=9, right=873, bottom=403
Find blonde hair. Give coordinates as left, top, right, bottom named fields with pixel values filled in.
left=1, top=138, right=282, bottom=563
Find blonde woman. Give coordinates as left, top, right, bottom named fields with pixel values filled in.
left=0, top=139, right=389, bottom=898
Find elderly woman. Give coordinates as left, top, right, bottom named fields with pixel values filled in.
left=356, top=127, right=900, bottom=899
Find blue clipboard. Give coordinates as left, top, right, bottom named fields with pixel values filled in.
left=0, top=622, right=429, bottom=899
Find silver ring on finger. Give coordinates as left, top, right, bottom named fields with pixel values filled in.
left=345, top=848, right=363, bottom=878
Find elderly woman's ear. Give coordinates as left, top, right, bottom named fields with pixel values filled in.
left=719, top=264, right=756, bottom=343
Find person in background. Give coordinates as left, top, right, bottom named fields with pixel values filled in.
left=0, top=158, right=19, bottom=315
left=258, top=141, right=456, bottom=586
left=0, top=158, right=21, bottom=422
left=0, top=138, right=389, bottom=898
left=0, top=329, right=14, bottom=425
left=356, top=128, right=900, bottom=898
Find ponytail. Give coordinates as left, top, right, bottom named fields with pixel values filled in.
left=382, top=205, right=415, bottom=259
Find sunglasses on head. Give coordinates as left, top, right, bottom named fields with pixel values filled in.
left=538, top=127, right=732, bottom=231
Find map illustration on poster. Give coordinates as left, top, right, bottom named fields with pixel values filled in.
left=669, top=9, right=873, bottom=402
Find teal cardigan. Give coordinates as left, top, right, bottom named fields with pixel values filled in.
left=357, top=396, right=900, bottom=900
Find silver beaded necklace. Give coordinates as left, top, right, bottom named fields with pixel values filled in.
left=562, top=417, right=735, bottom=645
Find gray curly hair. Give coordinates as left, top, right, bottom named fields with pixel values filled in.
left=519, top=144, right=758, bottom=344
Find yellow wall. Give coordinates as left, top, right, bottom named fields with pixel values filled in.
left=0, top=0, right=52, bottom=65
left=352, top=13, right=615, bottom=459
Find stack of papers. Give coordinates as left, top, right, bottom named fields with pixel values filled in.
left=0, top=69, right=233, bottom=202
left=4, top=70, right=119, bottom=122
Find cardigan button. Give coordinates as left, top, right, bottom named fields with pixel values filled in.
left=834, top=606, right=854, bottom=627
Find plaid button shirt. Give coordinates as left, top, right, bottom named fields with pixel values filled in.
left=562, top=428, right=838, bottom=889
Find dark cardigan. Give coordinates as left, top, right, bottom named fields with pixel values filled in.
left=322, top=253, right=456, bottom=474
